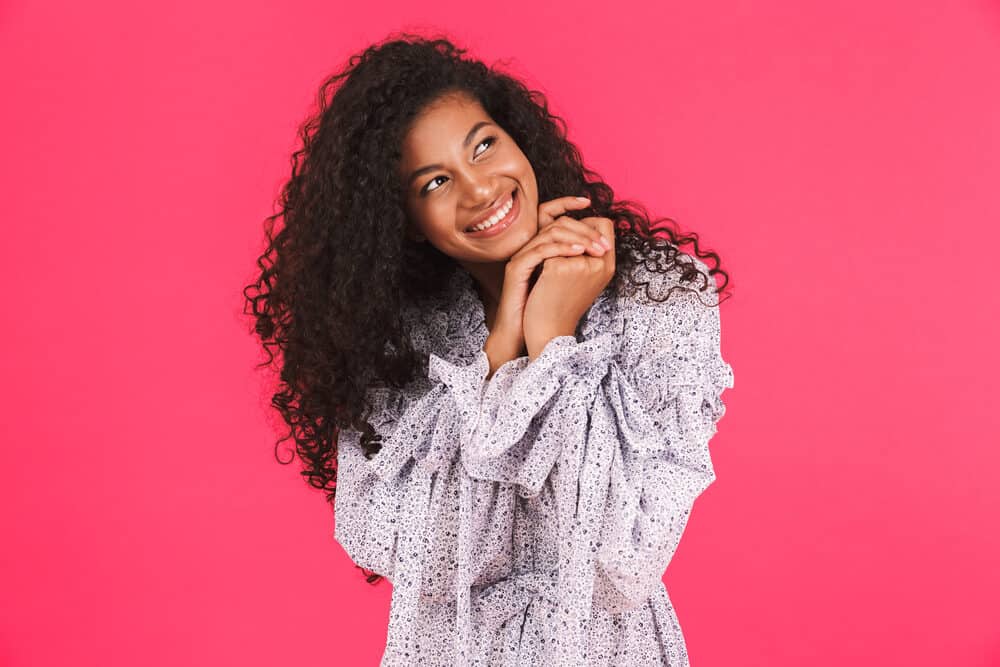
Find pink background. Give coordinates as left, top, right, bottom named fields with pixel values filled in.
left=2, top=1, right=998, bottom=665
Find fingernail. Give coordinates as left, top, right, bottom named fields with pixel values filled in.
left=592, top=241, right=605, bottom=253
left=571, top=244, right=585, bottom=251
left=576, top=196, right=590, bottom=202
left=599, top=236, right=611, bottom=250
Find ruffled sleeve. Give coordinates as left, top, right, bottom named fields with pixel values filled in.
left=425, top=264, right=735, bottom=616
left=334, top=370, right=515, bottom=590
left=358, top=267, right=623, bottom=500
left=332, top=387, right=413, bottom=582
left=432, top=330, right=622, bottom=496
left=333, top=357, right=523, bottom=664
left=591, top=277, right=735, bottom=612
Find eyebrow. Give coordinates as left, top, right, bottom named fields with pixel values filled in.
left=406, top=120, right=494, bottom=187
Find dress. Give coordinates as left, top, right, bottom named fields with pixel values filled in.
left=333, top=252, right=736, bottom=666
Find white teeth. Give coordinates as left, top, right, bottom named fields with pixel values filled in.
left=469, top=195, right=514, bottom=232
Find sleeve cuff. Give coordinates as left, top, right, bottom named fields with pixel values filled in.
left=466, top=332, right=623, bottom=463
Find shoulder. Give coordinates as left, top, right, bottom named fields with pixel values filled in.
left=609, top=250, right=724, bottom=365
left=619, top=249, right=720, bottom=310
left=609, top=246, right=720, bottom=317
left=579, top=248, right=721, bottom=341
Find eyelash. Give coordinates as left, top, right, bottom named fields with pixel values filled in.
left=420, top=136, right=498, bottom=195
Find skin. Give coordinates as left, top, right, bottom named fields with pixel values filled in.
left=399, top=91, right=616, bottom=375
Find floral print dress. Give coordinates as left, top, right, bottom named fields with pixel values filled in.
left=334, top=252, right=735, bottom=666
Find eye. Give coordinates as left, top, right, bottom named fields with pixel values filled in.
left=421, top=175, right=448, bottom=195
left=474, top=135, right=497, bottom=157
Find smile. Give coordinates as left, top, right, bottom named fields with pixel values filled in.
left=464, top=189, right=520, bottom=237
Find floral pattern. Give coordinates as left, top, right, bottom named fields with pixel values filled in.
left=334, top=252, right=735, bottom=665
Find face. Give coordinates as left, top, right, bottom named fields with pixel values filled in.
left=398, top=91, right=539, bottom=264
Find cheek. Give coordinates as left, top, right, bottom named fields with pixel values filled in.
left=417, top=200, right=458, bottom=238
left=515, top=155, right=538, bottom=195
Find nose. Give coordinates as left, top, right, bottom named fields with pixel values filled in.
left=459, top=169, right=500, bottom=209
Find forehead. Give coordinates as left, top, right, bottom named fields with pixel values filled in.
left=401, top=93, right=492, bottom=155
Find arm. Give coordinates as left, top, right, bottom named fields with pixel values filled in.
left=334, top=327, right=618, bottom=580
left=333, top=385, right=415, bottom=581
left=333, top=367, right=518, bottom=595
left=593, top=282, right=734, bottom=611
left=436, top=262, right=735, bottom=611
left=436, top=329, right=623, bottom=495
left=332, top=376, right=519, bottom=660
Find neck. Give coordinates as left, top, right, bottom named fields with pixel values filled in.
left=457, top=260, right=505, bottom=311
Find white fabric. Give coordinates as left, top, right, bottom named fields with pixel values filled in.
left=334, top=252, right=735, bottom=666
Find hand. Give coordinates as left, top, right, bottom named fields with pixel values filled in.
left=484, top=196, right=611, bottom=375
left=523, top=215, right=616, bottom=360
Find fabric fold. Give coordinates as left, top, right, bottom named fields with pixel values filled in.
left=367, top=382, right=456, bottom=482
left=469, top=332, right=622, bottom=460
left=365, top=391, right=467, bottom=660
left=332, top=256, right=736, bottom=665
left=592, top=290, right=736, bottom=612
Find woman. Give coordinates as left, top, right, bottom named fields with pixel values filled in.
left=244, top=33, right=735, bottom=666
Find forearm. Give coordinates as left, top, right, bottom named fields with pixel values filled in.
left=461, top=330, right=623, bottom=496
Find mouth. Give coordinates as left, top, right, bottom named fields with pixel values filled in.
left=463, top=188, right=521, bottom=238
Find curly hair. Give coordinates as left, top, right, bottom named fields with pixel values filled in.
left=242, top=32, right=731, bottom=585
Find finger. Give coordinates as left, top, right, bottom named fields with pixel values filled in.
left=535, top=223, right=608, bottom=256
left=577, top=216, right=616, bottom=261
left=542, top=216, right=612, bottom=252
left=540, top=253, right=606, bottom=274
left=517, top=216, right=604, bottom=257
left=537, top=196, right=591, bottom=227
left=563, top=217, right=616, bottom=280
left=508, top=240, right=591, bottom=278
left=591, top=217, right=617, bottom=272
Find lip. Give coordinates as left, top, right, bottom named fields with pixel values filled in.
left=464, top=189, right=520, bottom=238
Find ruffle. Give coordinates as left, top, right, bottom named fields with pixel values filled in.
left=389, top=267, right=627, bottom=493
left=590, top=291, right=735, bottom=611
left=345, top=259, right=733, bottom=664
left=367, top=382, right=464, bottom=483
left=459, top=332, right=622, bottom=495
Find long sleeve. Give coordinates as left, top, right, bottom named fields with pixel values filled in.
left=592, top=282, right=734, bottom=612
left=433, top=271, right=732, bottom=661
left=334, top=376, right=516, bottom=593
left=432, top=276, right=734, bottom=614
left=436, top=330, right=623, bottom=496
left=335, top=328, right=617, bottom=580
left=334, top=353, right=530, bottom=665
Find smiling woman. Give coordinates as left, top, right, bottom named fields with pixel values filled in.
left=243, top=32, right=735, bottom=666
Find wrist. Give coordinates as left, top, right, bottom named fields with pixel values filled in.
left=526, top=329, right=576, bottom=362
left=483, top=330, right=525, bottom=378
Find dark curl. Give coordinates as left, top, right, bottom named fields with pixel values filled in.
left=242, top=32, right=732, bottom=586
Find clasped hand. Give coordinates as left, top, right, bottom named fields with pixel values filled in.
left=488, top=195, right=616, bottom=366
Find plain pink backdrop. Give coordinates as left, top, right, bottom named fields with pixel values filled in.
left=2, top=1, right=998, bottom=665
